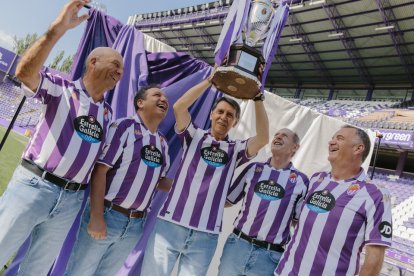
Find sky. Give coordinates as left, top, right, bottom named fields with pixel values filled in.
left=0, top=0, right=209, bottom=64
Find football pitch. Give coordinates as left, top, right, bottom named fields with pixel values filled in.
left=0, top=126, right=28, bottom=196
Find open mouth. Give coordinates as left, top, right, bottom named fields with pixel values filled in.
left=273, top=139, right=283, bottom=146
left=157, top=103, right=168, bottom=112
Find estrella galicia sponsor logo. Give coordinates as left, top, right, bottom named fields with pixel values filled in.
left=306, top=189, right=336, bottom=213
left=141, top=145, right=163, bottom=168
left=200, top=146, right=228, bottom=167
left=74, top=115, right=103, bottom=143
left=379, top=221, right=392, bottom=238
left=254, top=180, right=285, bottom=201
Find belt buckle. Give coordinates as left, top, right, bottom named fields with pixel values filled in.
left=63, top=181, right=72, bottom=191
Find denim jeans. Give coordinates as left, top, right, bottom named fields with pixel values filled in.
left=141, top=218, right=219, bottom=276
left=218, top=233, right=283, bottom=276
left=0, top=165, right=85, bottom=276
left=65, top=203, right=145, bottom=276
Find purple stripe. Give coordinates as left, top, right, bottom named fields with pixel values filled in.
left=206, top=142, right=237, bottom=231
left=65, top=103, right=99, bottom=183
left=23, top=88, right=53, bottom=159
left=237, top=166, right=262, bottom=230
left=290, top=180, right=337, bottom=275
left=102, top=120, right=126, bottom=165
left=159, top=129, right=196, bottom=216
left=365, top=184, right=386, bottom=241
left=266, top=170, right=297, bottom=243
left=249, top=199, right=270, bottom=236
left=114, top=125, right=144, bottom=203
left=169, top=138, right=204, bottom=220
left=309, top=181, right=354, bottom=275
left=130, top=135, right=157, bottom=210
left=335, top=204, right=366, bottom=275
left=275, top=207, right=303, bottom=275
left=189, top=162, right=216, bottom=228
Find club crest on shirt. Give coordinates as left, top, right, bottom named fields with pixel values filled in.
left=141, top=144, right=163, bottom=168
left=74, top=115, right=103, bottom=143
left=346, top=184, right=360, bottom=196
left=135, top=129, right=142, bottom=136
left=289, top=173, right=297, bottom=183
left=255, top=166, right=263, bottom=173
left=306, top=189, right=336, bottom=213
left=200, top=146, right=229, bottom=167
left=104, top=108, right=109, bottom=121
left=254, top=180, right=285, bottom=201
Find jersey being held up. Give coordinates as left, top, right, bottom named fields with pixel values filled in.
left=275, top=169, right=392, bottom=276
left=159, top=121, right=252, bottom=234
left=228, top=160, right=309, bottom=245
left=98, top=114, right=169, bottom=211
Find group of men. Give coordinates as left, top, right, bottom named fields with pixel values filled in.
left=0, top=0, right=392, bottom=275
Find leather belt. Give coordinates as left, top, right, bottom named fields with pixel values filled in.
left=233, top=228, right=284, bottom=253
left=21, top=159, right=86, bottom=191
left=104, top=199, right=146, bottom=219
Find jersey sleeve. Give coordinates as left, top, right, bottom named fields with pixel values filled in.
left=227, top=163, right=256, bottom=204
left=97, top=119, right=130, bottom=168
left=292, top=173, right=310, bottom=221
left=175, top=120, right=198, bottom=149
left=364, top=185, right=393, bottom=247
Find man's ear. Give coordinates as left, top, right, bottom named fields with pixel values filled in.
left=292, top=144, right=300, bottom=157
left=354, top=144, right=365, bottom=156
left=137, top=99, right=144, bottom=110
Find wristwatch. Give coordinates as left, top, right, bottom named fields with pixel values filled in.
left=253, top=93, right=265, bottom=102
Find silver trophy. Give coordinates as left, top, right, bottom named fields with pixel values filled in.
left=212, top=0, right=275, bottom=99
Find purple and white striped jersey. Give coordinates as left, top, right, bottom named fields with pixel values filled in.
left=22, top=72, right=112, bottom=184
left=275, top=169, right=392, bottom=276
left=98, top=114, right=170, bottom=211
left=159, top=121, right=251, bottom=234
left=227, top=160, right=308, bottom=245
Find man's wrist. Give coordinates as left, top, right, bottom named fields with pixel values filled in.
left=252, top=93, right=265, bottom=102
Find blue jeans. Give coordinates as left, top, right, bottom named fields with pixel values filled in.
left=0, top=165, right=85, bottom=276
left=141, top=218, right=219, bottom=276
left=65, top=203, right=145, bottom=276
left=218, top=233, right=283, bottom=276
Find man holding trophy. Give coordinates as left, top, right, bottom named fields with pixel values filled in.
left=141, top=0, right=288, bottom=275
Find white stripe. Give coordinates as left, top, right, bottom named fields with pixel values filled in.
left=105, top=127, right=134, bottom=201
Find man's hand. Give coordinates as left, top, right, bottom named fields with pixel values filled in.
left=87, top=215, right=107, bottom=240
left=51, top=0, right=90, bottom=34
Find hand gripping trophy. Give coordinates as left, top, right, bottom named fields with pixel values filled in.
left=212, top=0, right=289, bottom=99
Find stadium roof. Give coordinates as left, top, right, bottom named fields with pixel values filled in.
left=128, top=0, right=414, bottom=91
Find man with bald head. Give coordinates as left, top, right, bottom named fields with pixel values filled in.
left=218, top=128, right=309, bottom=276
left=275, top=125, right=392, bottom=275
left=0, top=1, right=123, bottom=274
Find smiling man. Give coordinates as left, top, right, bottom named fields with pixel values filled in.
left=141, top=73, right=269, bottom=276
left=275, top=125, right=392, bottom=276
left=64, top=85, right=171, bottom=275
left=218, top=128, right=309, bottom=276
left=0, top=1, right=124, bottom=274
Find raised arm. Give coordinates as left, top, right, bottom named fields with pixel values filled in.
left=173, top=77, right=213, bottom=132
left=87, top=163, right=110, bottom=240
left=15, top=0, right=90, bottom=91
left=359, top=245, right=386, bottom=276
left=246, top=98, right=269, bottom=157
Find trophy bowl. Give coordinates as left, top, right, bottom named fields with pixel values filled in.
left=211, top=44, right=264, bottom=99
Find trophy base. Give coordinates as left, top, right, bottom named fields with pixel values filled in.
left=211, top=67, right=261, bottom=100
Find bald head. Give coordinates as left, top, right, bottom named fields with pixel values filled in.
left=85, top=47, right=123, bottom=70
